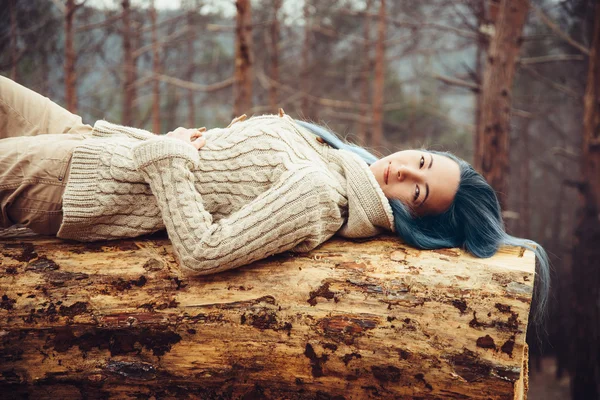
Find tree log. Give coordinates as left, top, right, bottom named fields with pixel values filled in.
left=0, top=235, right=534, bottom=399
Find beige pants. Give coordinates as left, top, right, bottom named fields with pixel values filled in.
left=0, top=75, right=92, bottom=235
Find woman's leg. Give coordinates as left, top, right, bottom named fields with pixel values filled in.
left=0, top=76, right=91, bottom=234
left=0, top=133, right=85, bottom=235
left=0, top=75, right=92, bottom=138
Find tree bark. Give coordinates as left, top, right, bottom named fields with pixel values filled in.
left=518, top=118, right=531, bottom=238
left=474, top=0, right=529, bottom=209
left=0, top=236, right=534, bottom=399
left=64, top=0, right=78, bottom=114
left=358, top=0, right=372, bottom=146
left=186, top=8, right=195, bottom=128
left=150, top=1, right=161, bottom=134
left=473, top=0, right=485, bottom=163
left=9, top=0, right=18, bottom=82
left=233, top=0, right=253, bottom=117
left=571, top=2, right=600, bottom=398
left=268, top=0, right=282, bottom=112
left=301, top=1, right=311, bottom=118
left=371, top=0, right=386, bottom=149
left=122, top=0, right=136, bottom=126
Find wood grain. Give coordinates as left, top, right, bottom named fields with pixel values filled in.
left=0, top=235, right=534, bottom=399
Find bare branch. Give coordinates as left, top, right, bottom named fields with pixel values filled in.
left=76, top=12, right=123, bottom=33
left=256, top=69, right=370, bottom=111
left=339, top=8, right=477, bottom=39
left=551, top=146, right=580, bottom=161
left=144, top=72, right=235, bottom=92
left=50, top=0, right=66, bottom=13
left=531, top=5, right=590, bottom=56
left=206, top=18, right=277, bottom=33
left=434, top=74, right=480, bottom=92
left=320, top=108, right=372, bottom=124
left=249, top=93, right=304, bottom=115
left=138, top=14, right=186, bottom=34
left=133, top=27, right=189, bottom=59
left=521, top=65, right=581, bottom=99
left=206, top=23, right=234, bottom=32
left=512, top=108, right=535, bottom=118
left=519, top=54, right=586, bottom=65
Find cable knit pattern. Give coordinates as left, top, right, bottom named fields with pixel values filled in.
left=57, top=114, right=395, bottom=275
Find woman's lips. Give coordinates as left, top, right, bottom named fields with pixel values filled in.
left=384, top=162, right=390, bottom=185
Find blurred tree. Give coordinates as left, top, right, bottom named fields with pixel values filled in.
left=122, top=0, right=136, bottom=126
left=233, top=0, right=253, bottom=117
left=268, top=0, right=281, bottom=112
left=0, top=0, right=60, bottom=95
left=358, top=0, right=372, bottom=146
left=475, top=0, right=529, bottom=209
left=150, top=0, right=160, bottom=134
left=185, top=2, right=196, bottom=127
left=65, top=0, right=82, bottom=113
left=301, top=0, right=312, bottom=118
left=571, top=1, right=600, bottom=398
left=9, top=0, right=17, bottom=81
left=371, top=0, right=386, bottom=148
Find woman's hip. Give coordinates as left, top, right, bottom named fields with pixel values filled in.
left=0, top=133, right=86, bottom=235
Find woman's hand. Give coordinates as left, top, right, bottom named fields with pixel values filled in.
left=166, top=127, right=207, bottom=150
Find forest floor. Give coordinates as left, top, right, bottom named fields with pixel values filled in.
left=528, top=357, right=571, bottom=399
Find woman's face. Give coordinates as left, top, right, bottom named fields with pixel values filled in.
left=370, top=150, right=460, bottom=216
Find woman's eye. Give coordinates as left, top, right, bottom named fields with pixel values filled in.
left=419, top=155, right=425, bottom=168
left=414, top=185, right=420, bottom=201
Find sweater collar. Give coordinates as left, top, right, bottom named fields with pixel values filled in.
left=329, top=149, right=395, bottom=238
left=287, top=115, right=395, bottom=238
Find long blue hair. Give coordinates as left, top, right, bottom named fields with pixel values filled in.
left=296, top=120, right=550, bottom=323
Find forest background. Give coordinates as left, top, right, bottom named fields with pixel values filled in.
left=1, top=0, right=599, bottom=398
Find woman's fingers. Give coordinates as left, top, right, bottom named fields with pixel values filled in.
left=191, top=136, right=206, bottom=150
left=165, top=127, right=207, bottom=149
left=190, top=128, right=204, bottom=140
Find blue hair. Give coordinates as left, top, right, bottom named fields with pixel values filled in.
left=296, top=120, right=550, bottom=323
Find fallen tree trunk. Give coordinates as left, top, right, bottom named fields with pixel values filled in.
left=0, top=235, right=534, bottom=399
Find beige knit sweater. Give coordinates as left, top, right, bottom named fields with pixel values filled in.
left=57, top=113, right=395, bottom=275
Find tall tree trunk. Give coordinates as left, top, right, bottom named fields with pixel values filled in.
left=233, top=0, right=253, bottom=117
left=571, top=3, right=600, bottom=399
left=473, top=0, right=485, bottom=162
left=122, top=0, right=135, bottom=126
left=358, top=0, right=372, bottom=146
left=518, top=119, right=531, bottom=238
left=474, top=0, right=529, bottom=209
left=371, top=0, right=386, bottom=149
left=186, top=11, right=195, bottom=127
left=301, top=1, right=311, bottom=118
left=150, top=1, right=161, bottom=134
left=268, top=0, right=282, bottom=112
left=487, top=0, right=500, bottom=25
left=64, top=0, right=78, bottom=113
left=9, top=0, right=17, bottom=81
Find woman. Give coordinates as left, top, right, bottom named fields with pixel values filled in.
left=0, top=76, right=549, bottom=319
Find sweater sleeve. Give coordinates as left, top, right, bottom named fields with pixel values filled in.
left=132, top=138, right=343, bottom=275
left=92, top=120, right=158, bottom=141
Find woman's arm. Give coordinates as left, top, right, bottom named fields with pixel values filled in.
left=92, top=120, right=206, bottom=142
left=131, top=137, right=343, bottom=275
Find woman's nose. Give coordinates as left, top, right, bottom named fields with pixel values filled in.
left=397, top=166, right=424, bottom=182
